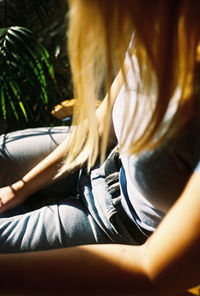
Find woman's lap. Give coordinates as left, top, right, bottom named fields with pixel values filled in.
left=0, top=127, right=139, bottom=253
left=0, top=127, right=113, bottom=252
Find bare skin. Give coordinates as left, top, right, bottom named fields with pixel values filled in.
left=0, top=170, right=199, bottom=295
left=0, top=182, right=26, bottom=212
left=0, top=66, right=128, bottom=213
left=0, top=64, right=199, bottom=295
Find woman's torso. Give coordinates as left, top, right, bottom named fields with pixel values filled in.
left=112, top=67, right=200, bottom=232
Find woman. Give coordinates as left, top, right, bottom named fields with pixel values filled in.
left=0, top=0, right=199, bottom=295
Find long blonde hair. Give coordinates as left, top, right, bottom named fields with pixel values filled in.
left=65, top=0, right=200, bottom=169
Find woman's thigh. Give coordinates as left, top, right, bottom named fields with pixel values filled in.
left=0, top=196, right=112, bottom=253
left=0, top=126, right=78, bottom=195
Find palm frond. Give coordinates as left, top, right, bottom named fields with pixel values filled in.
left=0, top=26, right=56, bottom=131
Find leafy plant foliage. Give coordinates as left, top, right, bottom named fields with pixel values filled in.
left=0, top=26, right=60, bottom=132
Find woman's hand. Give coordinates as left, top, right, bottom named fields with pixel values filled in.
left=0, top=181, right=28, bottom=213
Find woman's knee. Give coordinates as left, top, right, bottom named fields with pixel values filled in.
left=0, top=127, right=69, bottom=186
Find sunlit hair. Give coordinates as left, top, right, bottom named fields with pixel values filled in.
left=63, top=0, right=200, bottom=170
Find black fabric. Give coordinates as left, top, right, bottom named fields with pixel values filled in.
left=104, top=146, right=122, bottom=177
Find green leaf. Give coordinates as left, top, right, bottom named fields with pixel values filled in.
left=4, top=85, right=19, bottom=122
left=9, top=81, right=28, bottom=122
left=7, top=28, right=50, bottom=105
left=0, top=26, right=56, bottom=128
left=1, top=87, right=7, bottom=120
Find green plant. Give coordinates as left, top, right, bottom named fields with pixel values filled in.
left=0, top=26, right=60, bottom=132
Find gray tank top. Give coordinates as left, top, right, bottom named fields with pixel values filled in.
left=112, top=74, right=200, bottom=232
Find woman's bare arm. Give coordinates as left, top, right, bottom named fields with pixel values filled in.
left=0, top=170, right=199, bottom=296
left=0, top=67, right=128, bottom=213
left=143, top=170, right=200, bottom=294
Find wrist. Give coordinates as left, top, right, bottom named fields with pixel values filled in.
left=12, top=180, right=31, bottom=199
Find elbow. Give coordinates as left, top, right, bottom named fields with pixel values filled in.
left=140, top=244, right=169, bottom=296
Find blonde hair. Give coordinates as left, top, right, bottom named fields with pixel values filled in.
left=65, top=0, right=200, bottom=169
